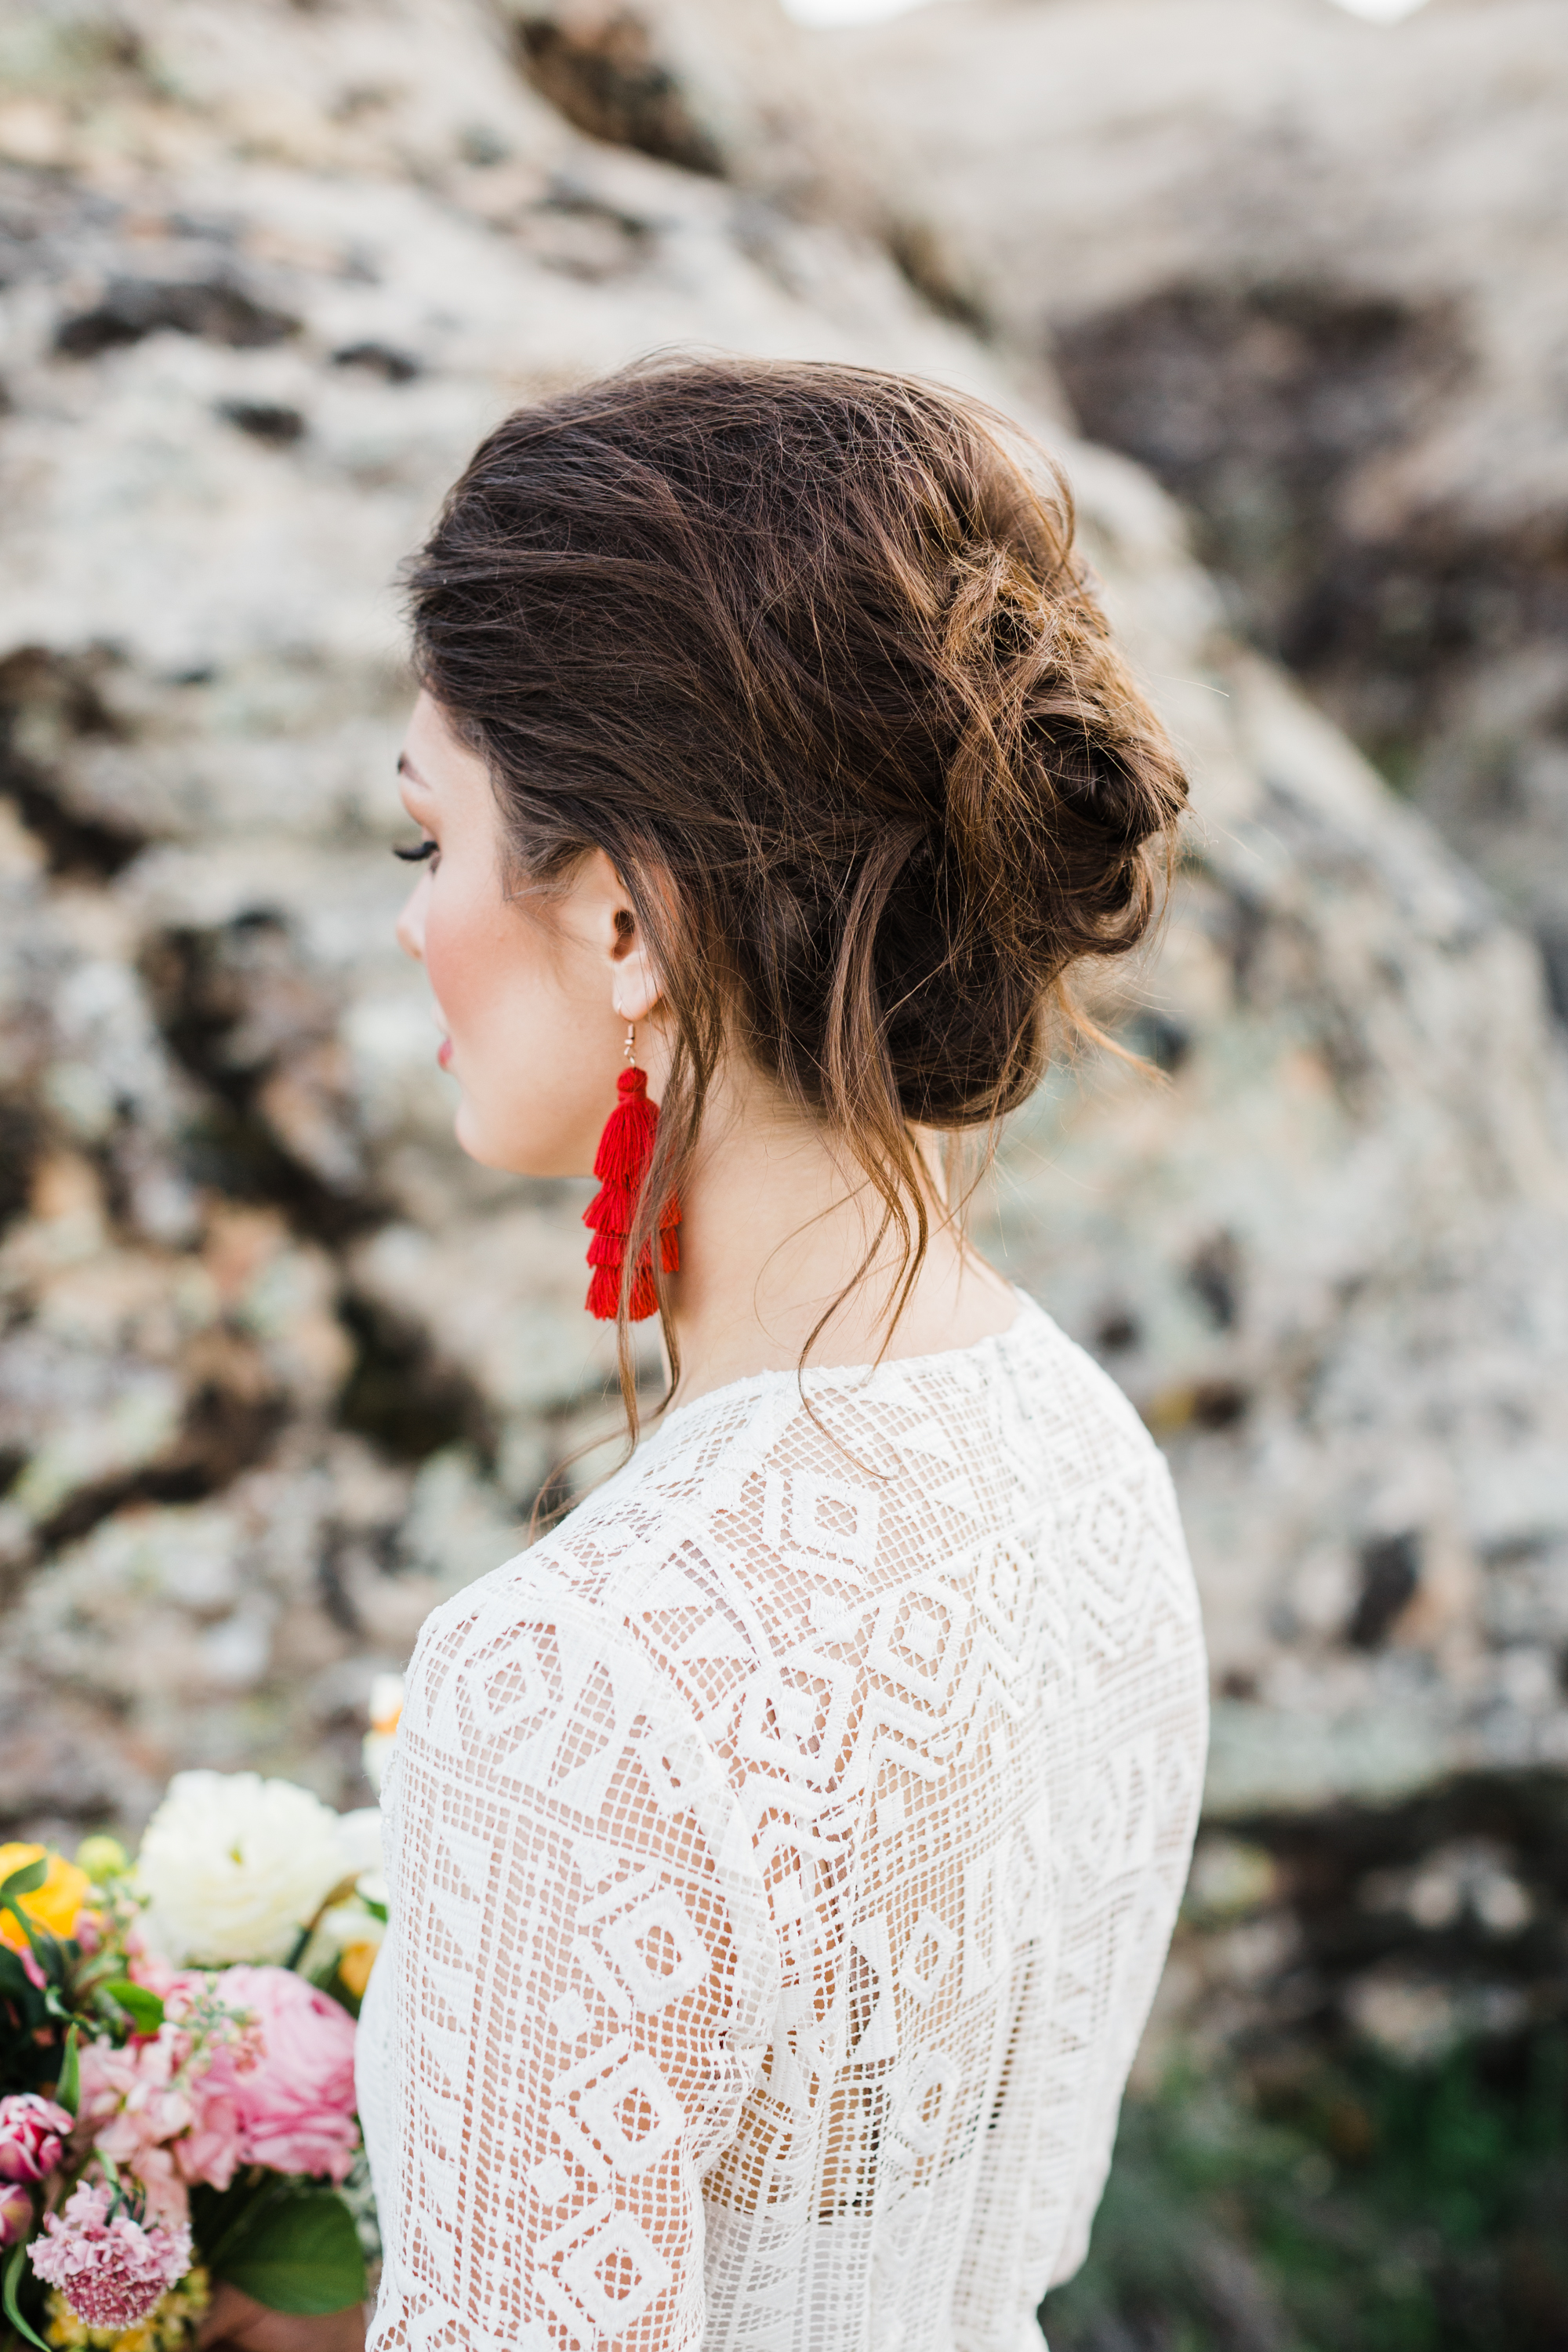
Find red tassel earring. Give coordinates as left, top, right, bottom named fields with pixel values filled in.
left=583, top=1025, right=681, bottom=1320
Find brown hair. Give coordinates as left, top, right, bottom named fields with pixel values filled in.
left=407, top=358, right=1187, bottom=1429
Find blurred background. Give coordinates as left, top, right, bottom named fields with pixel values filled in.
left=1, top=0, right=1566, bottom=2342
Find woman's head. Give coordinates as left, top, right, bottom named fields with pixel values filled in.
left=397, top=358, right=1188, bottom=1391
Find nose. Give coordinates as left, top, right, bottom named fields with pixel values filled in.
left=396, top=870, right=428, bottom=963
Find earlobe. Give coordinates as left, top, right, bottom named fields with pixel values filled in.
left=611, top=943, right=663, bottom=1024
left=583, top=846, right=669, bottom=1022
left=607, top=887, right=664, bottom=1024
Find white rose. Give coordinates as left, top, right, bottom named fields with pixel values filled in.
left=136, top=1769, right=354, bottom=1964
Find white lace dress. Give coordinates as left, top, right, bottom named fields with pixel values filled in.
left=357, top=1293, right=1208, bottom=2352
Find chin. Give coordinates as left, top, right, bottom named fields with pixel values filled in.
left=453, top=1100, right=593, bottom=1179
left=452, top=1101, right=514, bottom=1171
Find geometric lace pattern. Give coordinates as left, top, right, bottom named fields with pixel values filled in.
left=358, top=1294, right=1208, bottom=2352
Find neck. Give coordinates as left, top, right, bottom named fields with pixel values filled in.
left=660, top=1058, right=1018, bottom=1409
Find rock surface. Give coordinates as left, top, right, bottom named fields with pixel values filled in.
left=816, top=0, right=1568, bottom=1004
left=1, top=0, right=1566, bottom=2082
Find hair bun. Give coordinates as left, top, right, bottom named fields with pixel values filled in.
left=1027, top=713, right=1180, bottom=849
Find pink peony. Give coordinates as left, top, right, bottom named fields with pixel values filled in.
left=0, top=2181, right=34, bottom=2249
left=29, top=2180, right=191, bottom=2330
left=220, top=1966, right=359, bottom=2181
left=0, top=2092, right=73, bottom=2183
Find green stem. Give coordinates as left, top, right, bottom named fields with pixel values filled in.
left=284, top=1875, right=358, bottom=1974
left=54, top=2023, right=79, bottom=2119
left=2, top=2241, right=49, bottom=2352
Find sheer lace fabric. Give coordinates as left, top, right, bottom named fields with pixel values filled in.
left=358, top=1295, right=1208, bottom=2352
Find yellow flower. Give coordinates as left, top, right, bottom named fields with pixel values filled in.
left=0, top=1842, right=92, bottom=1951
left=337, top=1939, right=380, bottom=1998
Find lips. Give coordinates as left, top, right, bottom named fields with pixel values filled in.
left=437, top=1037, right=452, bottom=1069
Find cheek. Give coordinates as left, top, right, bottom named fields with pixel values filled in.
left=419, top=869, right=613, bottom=1176
left=419, top=867, right=499, bottom=1032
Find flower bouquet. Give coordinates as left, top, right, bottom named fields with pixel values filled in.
left=0, top=1762, right=390, bottom=2352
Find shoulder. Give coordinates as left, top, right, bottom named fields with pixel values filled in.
left=399, top=1384, right=789, bottom=1756
left=408, top=1378, right=789, bottom=1657
left=1008, top=1298, right=1174, bottom=1490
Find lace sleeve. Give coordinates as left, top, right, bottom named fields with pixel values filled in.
left=1045, top=1446, right=1206, bottom=2289
left=366, top=1561, right=781, bottom=2352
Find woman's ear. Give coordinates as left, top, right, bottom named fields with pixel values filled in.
left=574, top=848, right=665, bottom=1022
left=611, top=917, right=662, bottom=1025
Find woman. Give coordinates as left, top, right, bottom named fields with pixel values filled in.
left=340, top=359, right=1205, bottom=2352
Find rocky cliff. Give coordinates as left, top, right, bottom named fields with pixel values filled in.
left=816, top=0, right=1568, bottom=1011
left=2, top=0, right=1566, bottom=2099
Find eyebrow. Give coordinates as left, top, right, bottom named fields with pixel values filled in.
left=397, top=753, right=433, bottom=789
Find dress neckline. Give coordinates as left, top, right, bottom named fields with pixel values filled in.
left=641, top=1286, right=1043, bottom=1446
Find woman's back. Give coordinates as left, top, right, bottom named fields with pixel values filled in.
left=358, top=1297, right=1206, bottom=2351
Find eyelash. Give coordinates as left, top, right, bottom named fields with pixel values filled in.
left=393, top=838, right=438, bottom=864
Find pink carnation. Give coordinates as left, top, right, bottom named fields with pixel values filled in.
left=0, top=2092, right=73, bottom=2183
left=220, top=1966, right=360, bottom=2181
left=29, top=2180, right=191, bottom=2331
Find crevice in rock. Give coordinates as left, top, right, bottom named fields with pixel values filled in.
left=330, top=340, right=422, bottom=383
left=54, top=274, right=302, bottom=358
left=217, top=398, right=307, bottom=446
left=1188, top=1232, right=1243, bottom=1331
left=1123, top=1010, right=1192, bottom=1075
left=0, top=647, right=147, bottom=879
left=1188, top=1377, right=1250, bottom=1432
left=140, top=917, right=385, bottom=1246
left=166, top=1098, right=379, bottom=1243
left=1348, top=1530, right=1422, bottom=1650
left=1053, top=277, right=1568, bottom=1020
left=31, top=1328, right=289, bottom=1555
left=511, top=8, right=725, bottom=176
left=334, top=1287, right=495, bottom=1465
left=884, top=216, right=991, bottom=338
left=518, top=175, right=655, bottom=280
left=0, top=1104, right=42, bottom=1236
left=1054, top=279, right=1474, bottom=684
left=315, top=1525, right=368, bottom=1635
left=1230, top=1769, right=1568, bottom=2018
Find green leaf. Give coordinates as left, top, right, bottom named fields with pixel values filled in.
left=188, top=2175, right=269, bottom=2275
left=0, top=1858, right=47, bottom=1910
left=2, top=2241, right=50, bottom=2352
left=214, top=2188, right=367, bottom=2315
left=54, top=2022, right=79, bottom=2118
left=102, top=1977, right=165, bottom=2034
left=0, top=1863, right=58, bottom=1985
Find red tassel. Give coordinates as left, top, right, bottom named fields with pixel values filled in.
left=583, top=1066, right=682, bottom=1321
